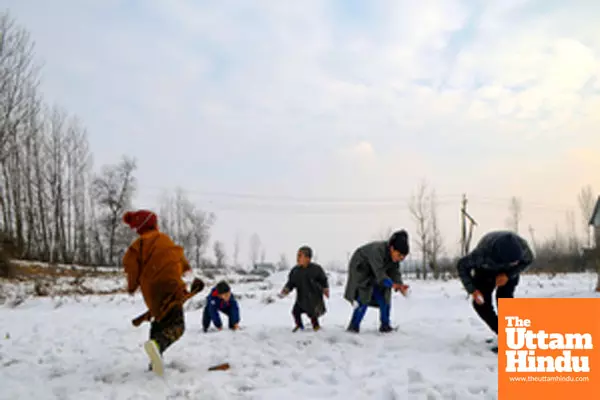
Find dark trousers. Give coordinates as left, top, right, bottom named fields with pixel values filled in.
left=472, top=272, right=519, bottom=334
left=349, top=286, right=390, bottom=329
left=202, top=305, right=239, bottom=331
left=292, top=303, right=319, bottom=328
left=149, top=305, right=185, bottom=354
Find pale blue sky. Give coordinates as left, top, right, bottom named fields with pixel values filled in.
left=3, top=0, right=600, bottom=266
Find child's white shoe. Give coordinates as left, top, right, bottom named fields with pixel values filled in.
left=143, top=339, right=164, bottom=377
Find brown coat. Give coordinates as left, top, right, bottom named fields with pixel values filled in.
left=123, top=230, right=192, bottom=321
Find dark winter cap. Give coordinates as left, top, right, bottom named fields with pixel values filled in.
left=123, top=210, right=157, bottom=235
left=389, top=230, right=410, bottom=255
left=298, top=246, right=313, bottom=259
left=215, top=281, right=231, bottom=294
left=492, top=234, right=523, bottom=264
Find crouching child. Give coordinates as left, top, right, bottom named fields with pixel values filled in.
left=279, top=246, right=329, bottom=332
left=203, top=281, right=240, bottom=332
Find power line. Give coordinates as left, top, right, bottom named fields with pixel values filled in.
left=134, top=185, right=581, bottom=215
left=202, top=200, right=459, bottom=214
left=139, top=186, right=462, bottom=204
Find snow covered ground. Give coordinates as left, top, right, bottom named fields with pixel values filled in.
left=1, top=272, right=598, bottom=400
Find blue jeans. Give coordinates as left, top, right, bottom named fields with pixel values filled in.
left=349, top=286, right=390, bottom=329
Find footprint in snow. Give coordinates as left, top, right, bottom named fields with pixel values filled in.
left=448, top=362, right=474, bottom=372
left=165, top=360, right=189, bottom=373
left=407, top=368, right=424, bottom=384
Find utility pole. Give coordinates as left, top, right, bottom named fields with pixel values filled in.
left=460, top=194, right=478, bottom=256
left=461, top=194, right=467, bottom=256
left=528, top=225, right=537, bottom=251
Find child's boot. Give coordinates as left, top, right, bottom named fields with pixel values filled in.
left=311, top=317, right=320, bottom=331
left=144, top=339, right=165, bottom=377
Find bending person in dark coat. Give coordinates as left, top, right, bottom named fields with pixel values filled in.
left=280, top=246, right=329, bottom=331
left=344, top=230, right=410, bottom=333
left=202, top=281, right=240, bottom=332
left=457, top=230, right=534, bottom=350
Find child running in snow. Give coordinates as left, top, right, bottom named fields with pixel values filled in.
left=279, top=246, right=329, bottom=332
left=122, top=209, right=197, bottom=376
left=203, top=281, right=241, bottom=332
left=343, top=230, right=410, bottom=333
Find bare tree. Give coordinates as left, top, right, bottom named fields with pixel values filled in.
left=213, top=240, right=226, bottom=269
left=260, top=248, right=266, bottom=264
left=249, top=233, right=261, bottom=268
left=91, top=156, right=137, bottom=265
left=565, top=210, right=580, bottom=255
left=507, top=196, right=522, bottom=233
left=232, top=233, right=241, bottom=268
left=0, top=11, right=40, bottom=163
left=0, top=12, right=41, bottom=257
left=408, top=180, right=429, bottom=279
left=159, top=187, right=215, bottom=269
left=578, top=185, right=595, bottom=246
left=277, top=253, right=290, bottom=271
left=426, top=189, right=443, bottom=279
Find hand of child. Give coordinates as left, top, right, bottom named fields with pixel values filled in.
left=278, top=289, right=289, bottom=298
left=472, top=290, right=485, bottom=305
left=393, top=283, right=409, bottom=296
left=323, top=288, right=330, bottom=298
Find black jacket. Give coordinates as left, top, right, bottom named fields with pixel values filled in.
left=284, top=263, right=329, bottom=317
left=457, top=231, right=534, bottom=293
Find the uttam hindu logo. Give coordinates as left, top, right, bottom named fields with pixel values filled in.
left=504, top=315, right=592, bottom=373
left=498, top=298, right=600, bottom=400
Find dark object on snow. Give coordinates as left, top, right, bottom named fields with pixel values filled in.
left=284, top=262, right=329, bottom=319
left=208, top=362, right=230, bottom=371
left=456, top=230, right=534, bottom=294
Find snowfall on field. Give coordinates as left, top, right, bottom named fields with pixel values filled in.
left=1, top=270, right=598, bottom=400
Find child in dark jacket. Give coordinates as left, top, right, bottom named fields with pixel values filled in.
left=202, top=281, right=240, bottom=332
left=279, top=246, right=329, bottom=332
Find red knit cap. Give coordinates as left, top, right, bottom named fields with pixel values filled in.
left=123, top=210, right=158, bottom=235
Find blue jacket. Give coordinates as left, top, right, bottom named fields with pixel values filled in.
left=205, top=287, right=240, bottom=328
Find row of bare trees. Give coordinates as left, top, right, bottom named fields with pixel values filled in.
left=0, top=12, right=215, bottom=269
left=506, top=186, right=596, bottom=266
left=403, top=179, right=599, bottom=280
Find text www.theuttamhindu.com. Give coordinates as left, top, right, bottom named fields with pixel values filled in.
left=508, top=375, right=590, bottom=383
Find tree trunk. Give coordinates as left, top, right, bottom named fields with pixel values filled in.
left=33, top=136, right=50, bottom=260
left=1, top=162, right=13, bottom=237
